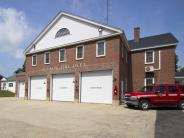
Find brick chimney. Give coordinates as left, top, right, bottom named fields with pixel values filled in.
left=134, top=27, right=140, bottom=42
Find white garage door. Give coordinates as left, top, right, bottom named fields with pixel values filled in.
left=81, top=70, right=112, bottom=104
left=19, top=81, right=25, bottom=98
left=52, top=74, right=74, bottom=101
left=30, top=76, right=47, bottom=100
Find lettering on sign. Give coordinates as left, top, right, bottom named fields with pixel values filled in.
left=42, top=63, right=86, bottom=72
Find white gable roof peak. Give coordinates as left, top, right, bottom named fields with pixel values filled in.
left=24, top=11, right=124, bottom=54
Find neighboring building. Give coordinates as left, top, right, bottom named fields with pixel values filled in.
left=15, top=11, right=178, bottom=105
left=129, top=27, right=178, bottom=91
left=175, top=72, right=184, bottom=84
left=1, top=75, right=16, bottom=93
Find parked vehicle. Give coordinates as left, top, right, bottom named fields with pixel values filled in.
left=124, top=84, right=184, bottom=110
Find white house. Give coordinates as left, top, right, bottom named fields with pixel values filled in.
left=0, top=75, right=16, bottom=93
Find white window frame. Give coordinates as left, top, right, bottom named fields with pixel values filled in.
left=59, top=49, right=66, bottom=62
left=44, top=52, right=50, bottom=64
left=76, top=45, right=84, bottom=60
left=96, top=40, right=106, bottom=57
left=32, top=54, right=37, bottom=66
left=144, top=78, right=155, bottom=86
left=145, top=50, right=154, bottom=64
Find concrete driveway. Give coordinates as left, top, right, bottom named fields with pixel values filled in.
left=0, top=98, right=183, bottom=138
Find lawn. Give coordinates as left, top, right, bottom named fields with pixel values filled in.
left=0, top=90, right=15, bottom=97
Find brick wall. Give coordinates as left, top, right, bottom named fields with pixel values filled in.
left=130, top=46, right=176, bottom=91
left=24, top=36, right=125, bottom=104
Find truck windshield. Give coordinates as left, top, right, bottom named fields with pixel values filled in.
left=140, top=86, right=154, bottom=92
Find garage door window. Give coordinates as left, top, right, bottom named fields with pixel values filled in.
left=96, top=41, right=106, bottom=57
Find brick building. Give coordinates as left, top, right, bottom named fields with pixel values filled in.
left=15, top=11, right=178, bottom=105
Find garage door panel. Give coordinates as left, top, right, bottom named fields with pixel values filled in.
left=30, top=76, right=47, bottom=100
left=52, top=74, right=74, bottom=101
left=81, top=70, right=112, bottom=104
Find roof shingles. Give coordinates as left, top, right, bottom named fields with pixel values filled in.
left=128, top=33, right=178, bottom=51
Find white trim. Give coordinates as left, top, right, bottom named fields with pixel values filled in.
left=175, top=77, right=184, bottom=78
left=76, top=45, right=84, bottom=60
left=96, top=40, right=106, bottom=57
left=32, top=54, right=37, bottom=66
left=145, top=50, right=154, bottom=64
left=154, top=50, right=161, bottom=71
left=131, top=43, right=177, bottom=52
left=50, top=75, right=53, bottom=101
left=44, top=52, right=50, bottom=64
left=59, top=48, right=66, bottom=62
left=144, top=78, right=155, bottom=86
left=24, top=11, right=123, bottom=54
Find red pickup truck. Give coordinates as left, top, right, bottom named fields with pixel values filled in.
left=124, top=84, right=184, bottom=110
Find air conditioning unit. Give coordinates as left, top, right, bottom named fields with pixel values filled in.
left=145, top=66, right=154, bottom=72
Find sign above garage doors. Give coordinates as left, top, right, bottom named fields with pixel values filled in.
left=42, top=62, right=87, bottom=72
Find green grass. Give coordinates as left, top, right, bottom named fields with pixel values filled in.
left=0, top=90, right=15, bottom=97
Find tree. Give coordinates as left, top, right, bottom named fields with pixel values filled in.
left=14, top=61, right=25, bottom=74
left=176, top=54, right=184, bottom=72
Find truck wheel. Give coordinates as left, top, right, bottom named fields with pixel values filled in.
left=139, top=100, right=149, bottom=110
left=178, top=100, right=184, bottom=110
left=127, top=104, right=134, bottom=108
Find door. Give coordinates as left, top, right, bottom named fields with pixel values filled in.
left=30, top=76, right=47, bottom=100
left=19, top=81, right=25, bottom=98
left=153, top=85, right=168, bottom=105
left=81, top=70, right=112, bottom=104
left=52, top=74, right=74, bottom=101
left=166, top=85, right=180, bottom=105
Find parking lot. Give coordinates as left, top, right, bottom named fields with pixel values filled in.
left=0, top=98, right=184, bottom=138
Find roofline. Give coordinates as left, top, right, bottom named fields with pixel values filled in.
left=130, top=43, right=178, bottom=52
left=24, top=11, right=123, bottom=54
left=26, top=32, right=122, bottom=55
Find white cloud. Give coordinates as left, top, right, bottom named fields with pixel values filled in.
left=0, top=8, right=30, bottom=59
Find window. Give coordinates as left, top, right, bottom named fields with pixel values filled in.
left=145, top=78, right=154, bottom=86
left=9, top=83, right=13, bottom=87
left=179, top=85, right=184, bottom=92
left=141, top=86, right=154, bottom=92
left=76, top=46, right=84, bottom=60
left=44, top=52, right=50, bottom=64
left=145, top=50, right=154, bottom=64
left=96, top=41, right=105, bottom=57
left=32, top=54, right=37, bottom=66
left=169, top=86, right=178, bottom=92
left=155, top=86, right=166, bottom=93
left=55, top=28, right=70, bottom=38
left=59, top=49, right=66, bottom=62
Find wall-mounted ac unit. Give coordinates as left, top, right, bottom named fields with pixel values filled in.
left=145, top=66, right=154, bottom=72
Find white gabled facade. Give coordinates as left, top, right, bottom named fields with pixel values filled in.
left=25, top=11, right=124, bottom=54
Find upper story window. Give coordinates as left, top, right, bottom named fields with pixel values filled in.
left=59, top=49, right=66, bottom=62
left=32, top=54, right=37, bottom=66
left=44, top=52, right=50, bottom=64
left=76, top=46, right=84, bottom=60
left=96, top=41, right=106, bottom=57
left=145, top=50, right=154, bottom=64
left=55, top=28, right=70, bottom=38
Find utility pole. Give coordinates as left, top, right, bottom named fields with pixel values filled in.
left=106, top=0, right=109, bottom=24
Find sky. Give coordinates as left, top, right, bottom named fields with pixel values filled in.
left=0, top=0, right=183, bottom=77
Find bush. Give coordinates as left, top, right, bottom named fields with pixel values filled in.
left=0, top=90, right=15, bottom=97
